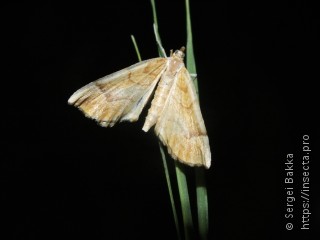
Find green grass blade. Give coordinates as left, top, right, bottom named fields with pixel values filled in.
left=185, top=0, right=209, bottom=239
left=185, top=0, right=198, bottom=94
left=175, top=162, right=194, bottom=240
left=150, top=0, right=159, bottom=32
left=151, top=1, right=194, bottom=239
left=195, top=169, right=208, bottom=240
left=130, top=35, right=142, bottom=62
left=159, top=142, right=182, bottom=240
left=153, top=24, right=167, bottom=57
left=150, top=0, right=167, bottom=57
left=131, top=34, right=180, bottom=239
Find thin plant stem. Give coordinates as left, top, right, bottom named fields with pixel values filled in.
left=130, top=35, right=142, bottom=62
left=175, top=162, right=194, bottom=240
left=185, top=0, right=198, bottom=94
left=131, top=32, right=181, bottom=240
left=151, top=1, right=194, bottom=239
left=159, top=142, right=182, bottom=240
left=185, top=0, right=209, bottom=239
left=151, top=0, right=166, bottom=57
left=195, top=170, right=208, bottom=240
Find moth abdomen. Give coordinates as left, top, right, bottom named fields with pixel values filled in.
left=142, top=74, right=173, bottom=132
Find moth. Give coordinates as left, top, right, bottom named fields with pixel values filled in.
left=68, top=47, right=211, bottom=168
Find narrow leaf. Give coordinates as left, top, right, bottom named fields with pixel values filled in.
left=185, top=0, right=209, bottom=239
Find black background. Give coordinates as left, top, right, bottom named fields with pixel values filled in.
left=2, top=0, right=318, bottom=239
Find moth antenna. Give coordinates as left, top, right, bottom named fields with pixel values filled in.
left=170, top=49, right=173, bottom=57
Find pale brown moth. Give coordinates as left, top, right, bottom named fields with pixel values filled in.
left=68, top=47, right=211, bottom=168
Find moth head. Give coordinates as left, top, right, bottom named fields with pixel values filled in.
left=173, top=46, right=185, bottom=59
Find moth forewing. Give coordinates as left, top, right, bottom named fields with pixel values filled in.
left=68, top=58, right=167, bottom=127
left=154, top=66, right=211, bottom=168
